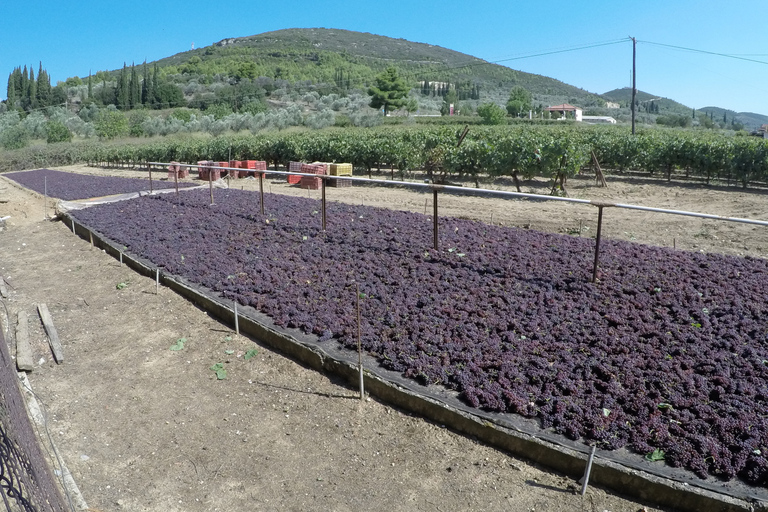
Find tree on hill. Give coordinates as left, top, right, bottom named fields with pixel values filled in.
left=440, top=88, right=459, bottom=116
left=506, top=86, right=532, bottom=117
left=367, top=67, right=410, bottom=115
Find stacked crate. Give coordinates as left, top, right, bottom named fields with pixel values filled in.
left=216, top=161, right=230, bottom=178
left=197, top=161, right=215, bottom=180
left=228, top=160, right=240, bottom=179
left=299, top=162, right=326, bottom=190
left=244, top=160, right=267, bottom=178
left=288, top=161, right=303, bottom=184
left=168, top=162, right=185, bottom=180
left=328, top=163, right=353, bottom=188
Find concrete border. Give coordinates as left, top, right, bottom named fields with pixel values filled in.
left=63, top=212, right=767, bottom=512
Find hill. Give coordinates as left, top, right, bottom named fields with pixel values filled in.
left=698, top=106, right=768, bottom=131
left=602, top=87, right=691, bottom=114
left=602, top=87, right=767, bottom=130
left=148, top=28, right=610, bottom=111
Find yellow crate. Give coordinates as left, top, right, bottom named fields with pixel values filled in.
left=329, top=163, right=353, bottom=176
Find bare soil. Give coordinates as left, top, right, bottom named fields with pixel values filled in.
left=1, top=165, right=766, bottom=512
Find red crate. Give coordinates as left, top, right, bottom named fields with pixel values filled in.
left=197, top=161, right=214, bottom=180
left=301, top=163, right=327, bottom=175
left=300, top=176, right=322, bottom=189
left=168, top=162, right=181, bottom=180
left=288, top=161, right=303, bottom=183
left=240, top=160, right=267, bottom=177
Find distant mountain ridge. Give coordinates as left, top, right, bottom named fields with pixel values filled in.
left=602, top=87, right=768, bottom=129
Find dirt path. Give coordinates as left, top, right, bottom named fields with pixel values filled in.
left=4, top=165, right=765, bottom=512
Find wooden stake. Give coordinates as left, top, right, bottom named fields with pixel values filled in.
left=321, top=177, right=327, bottom=231
left=156, top=267, right=160, bottom=294
left=15, top=311, right=34, bottom=371
left=259, top=172, right=265, bottom=215
left=433, top=189, right=439, bottom=250
left=209, top=166, right=214, bottom=205
left=38, top=304, right=64, bottom=364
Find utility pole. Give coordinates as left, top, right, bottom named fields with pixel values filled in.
left=630, top=36, right=636, bottom=135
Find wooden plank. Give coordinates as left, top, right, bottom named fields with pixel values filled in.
left=15, top=311, right=34, bottom=371
left=37, top=304, right=63, bottom=364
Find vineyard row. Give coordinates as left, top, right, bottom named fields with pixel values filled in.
left=3, top=126, right=768, bottom=188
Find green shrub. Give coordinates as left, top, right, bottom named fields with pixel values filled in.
left=45, top=120, right=73, bottom=143
left=94, top=110, right=128, bottom=140
left=477, top=103, right=507, bottom=125
left=0, top=124, right=30, bottom=150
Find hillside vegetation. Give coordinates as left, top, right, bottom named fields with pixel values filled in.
left=1, top=27, right=764, bottom=153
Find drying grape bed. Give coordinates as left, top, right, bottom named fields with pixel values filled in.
left=71, top=188, right=768, bottom=485
left=4, top=168, right=196, bottom=200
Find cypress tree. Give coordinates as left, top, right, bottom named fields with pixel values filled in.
left=150, top=64, right=160, bottom=108
left=87, top=71, right=93, bottom=99
left=6, top=67, right=23, bottom=108
left=36, top=62, right=51, bottom=107
left=20, top=66, right=29, bottom=109
left=27, top=68, right=37, bottom=110
left=129, top=62, right=140, bottom=109
left=117, top=63, right=129, bottom=109
left=141, top=61, right=150, bottom=106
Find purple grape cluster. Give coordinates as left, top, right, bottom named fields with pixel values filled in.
left=5, top=168, right=195, bottom=200
left=71, top=188, right=768, bottom=484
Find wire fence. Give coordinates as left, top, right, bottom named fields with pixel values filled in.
left=0, top=326, right=67, bottom=512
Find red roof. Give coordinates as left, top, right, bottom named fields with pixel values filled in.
left=545, top=103, right=580, bottom=111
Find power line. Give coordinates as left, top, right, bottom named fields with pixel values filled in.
left=421, top=38, right=630, bottom=75
left=638, top=40, right=768, bottom=66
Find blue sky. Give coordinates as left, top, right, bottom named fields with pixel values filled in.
left=4, top=0, right=768, bottom=114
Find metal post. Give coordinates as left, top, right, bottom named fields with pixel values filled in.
left=148, top=163, right=153, bottom=193
left=321, top=177, right=327, bottom=231
left=357, top=283, right=364, bottom=402
left=433, top=189, right=439, bottom=250
left=259, top=172, right=265, bottom=216
left=631, top=36, right=636, bottom=136
left=581, top=445, right=597, bottom=495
